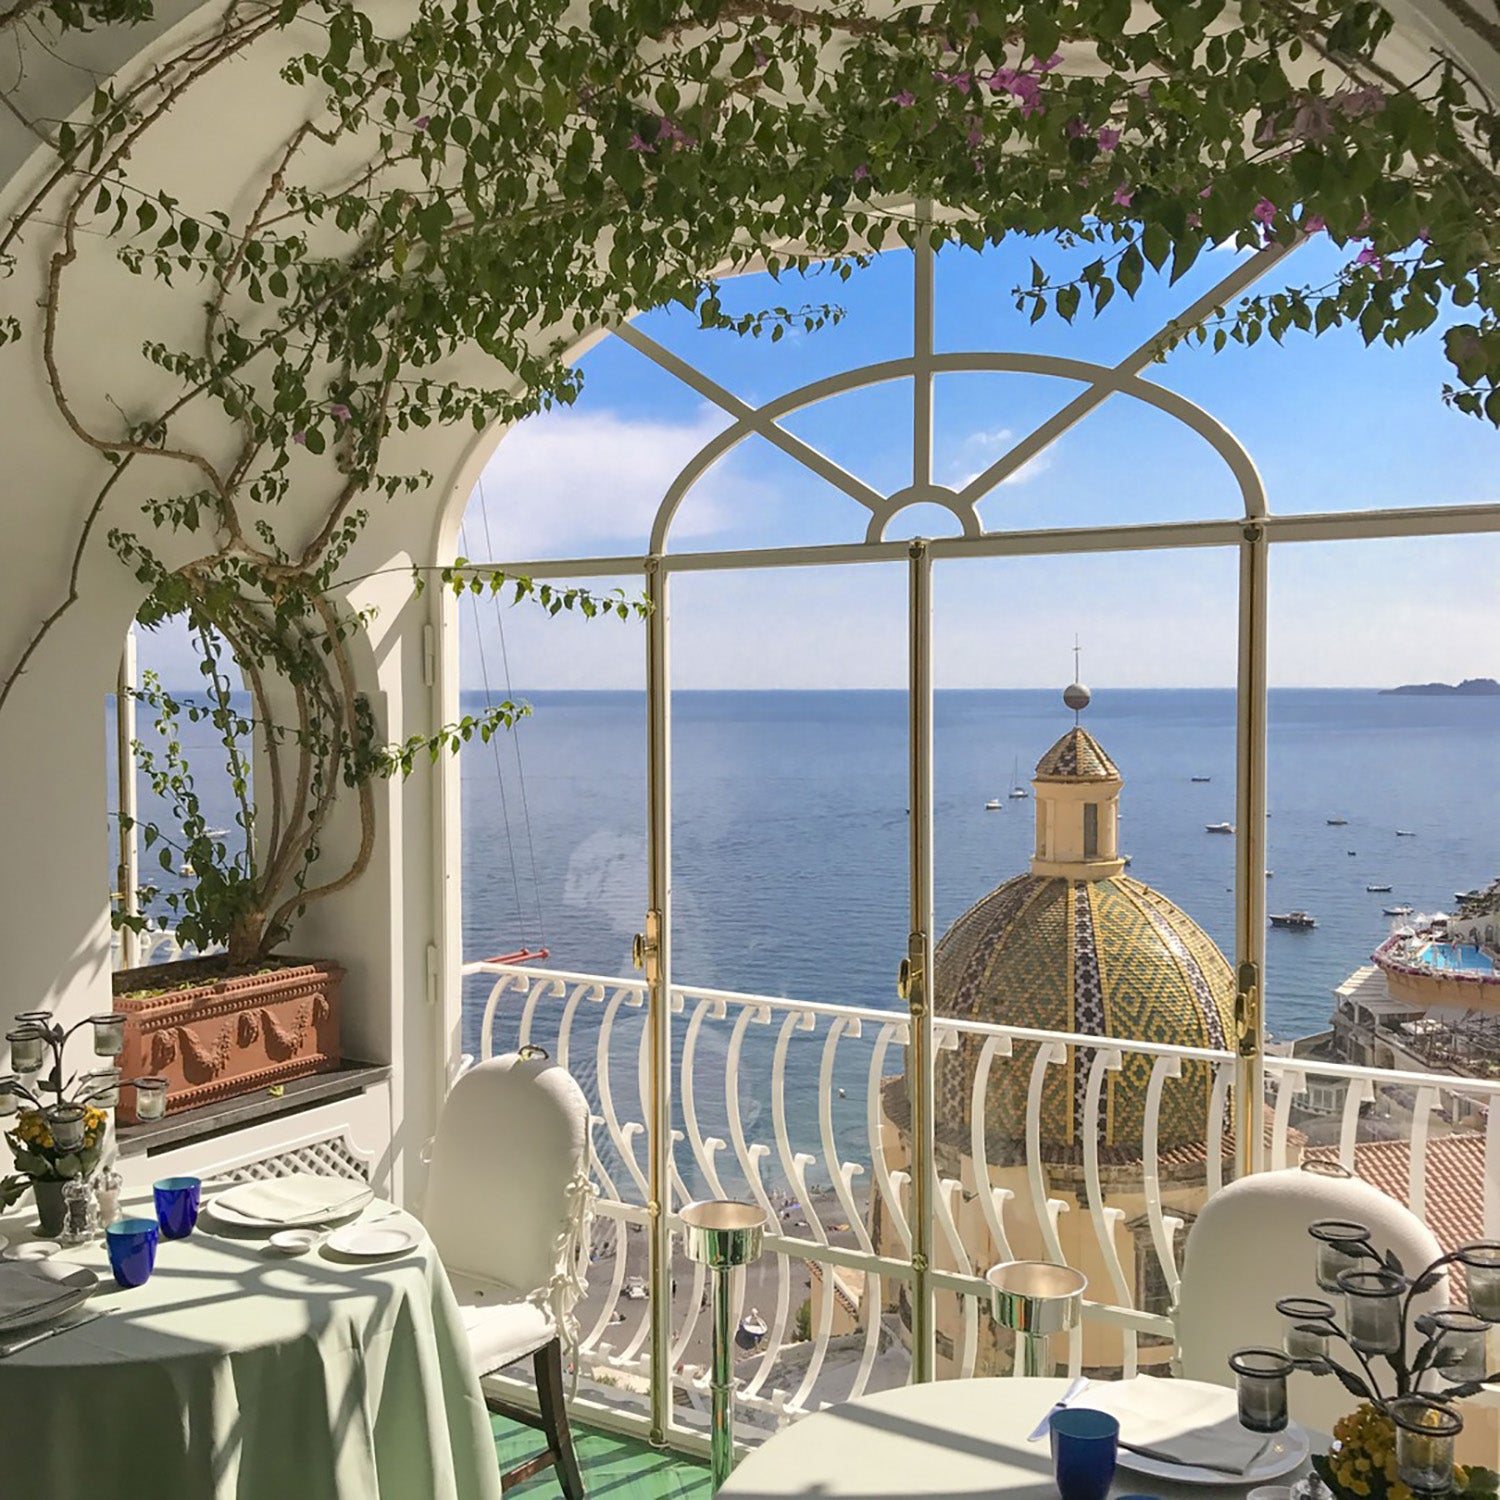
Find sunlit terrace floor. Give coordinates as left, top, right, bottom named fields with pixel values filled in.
left=494, top=1416, right=710, bottom=1498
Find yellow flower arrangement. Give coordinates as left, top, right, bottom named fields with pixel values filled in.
left=3, top=1106, right=108, bottom=1181
left=1317, top=1404, right=1478, bottom=1500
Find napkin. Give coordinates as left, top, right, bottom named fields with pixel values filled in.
left=1077, top=1377, right=1274, bottom=1473
left=0, top=1263, right=80, bottom=1330
left=213, top=1174, right=372, bottom=1224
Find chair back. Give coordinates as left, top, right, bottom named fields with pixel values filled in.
left=1176, top=1166, right=1448, bottom=1432
left=425, top=1051, right=591, bottom=1297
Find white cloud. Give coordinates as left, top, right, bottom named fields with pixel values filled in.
left=941, top=425, right=1054, bottom=492
left=466, top=406, right=759, bottom=557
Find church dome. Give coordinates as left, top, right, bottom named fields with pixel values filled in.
left=934, top=872, right=1235, bottom=1155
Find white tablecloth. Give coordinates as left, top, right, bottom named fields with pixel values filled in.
left=0, top=1195, right=503, bottom=1500
left=719, top=1376, right=1316, bottom=1500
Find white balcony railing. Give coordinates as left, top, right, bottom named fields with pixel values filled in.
left=461, top=960, right=1500, bottom=1436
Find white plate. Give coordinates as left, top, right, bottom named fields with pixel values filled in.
left=0, top=1262, right=98, bottom=1336
left=1114, top=1423, right=1309, bottom=1486
left=324, top=1223, right=420, bottom=1259
left=208, top=1186, right=373, bottom=1230
left=2, top=1240, right=61, bottom=1262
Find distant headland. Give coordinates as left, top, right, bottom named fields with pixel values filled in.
left=1380, top=678, right=1500, bottom=696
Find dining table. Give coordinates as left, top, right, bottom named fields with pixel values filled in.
left=0, top=1188, right=503, bottom=1500
left=717, top=1374, right=1319, bottom=1500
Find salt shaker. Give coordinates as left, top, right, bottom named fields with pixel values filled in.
left=94, top=1165, right=123, bottom=1228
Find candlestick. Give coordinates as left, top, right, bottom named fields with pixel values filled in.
left=1339, top=1268, right=1405, bottom=1354
left=132, top=1077, right=168, bottom=1121
left=1276, top=1296, right=1335, bottom=1364
left=1459, top=1242, right=1500, bottom=1323
left=1389, top=1396, right=1462, bottom=1496
left=1229, top=1348, right=1294, bottom=1434
left=1429, top=1309, right=1490, bottom=1383
left=1309, top=1219, right=1372, bottom=1293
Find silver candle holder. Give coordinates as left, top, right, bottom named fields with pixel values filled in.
left=679, top=1199, right=767, bottom=1492
left=985, top=1259, right=1088, bottom=1377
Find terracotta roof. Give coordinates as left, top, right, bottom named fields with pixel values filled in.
left=1305, top=1134, right=1486, bottom=1258
left=1034, top=727, right=1120, bottom=780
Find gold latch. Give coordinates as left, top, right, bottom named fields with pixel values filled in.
left=632, top=909, right=662, bottom=985
left=897, top=957, right=913, bottom=1001
left=1235, top=959, right=1259, bottom=1058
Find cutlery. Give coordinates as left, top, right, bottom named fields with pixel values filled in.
left=1027, top=1376, right=1091, bottom=1441
left=0, top=1309, right=106, bottom=1359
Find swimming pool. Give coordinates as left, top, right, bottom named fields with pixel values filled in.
left=1418, top=942, right=1496, bottom=975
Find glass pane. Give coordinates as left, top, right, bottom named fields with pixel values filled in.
left=933, top=549, right=1239, bottom=1383
left=667, top=564, right=912, bottom=1438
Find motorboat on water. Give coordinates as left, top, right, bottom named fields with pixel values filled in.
left=985, top=798, right=1002, bottom=810
left=1190, top=776, right=1211, bottom=783
left=1205, top=822, right=1234, bottom=834
left=1327, top=817, right=1348, bottom=826
left=1383, top=905, right=1413, bottom=917
left=1367, top=884, right=1392, bottom=893
left=1396, top=830, right=1416, bottom=837
left=1270, top=911, right=1317, bottom=929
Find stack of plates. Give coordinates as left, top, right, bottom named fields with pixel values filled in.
left=209, top=1175, right=373, bottom=1230
left=0, top=1260, right=98, bottom=1341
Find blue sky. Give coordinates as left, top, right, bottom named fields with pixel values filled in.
left=460, top=234, right=1499, bottom=691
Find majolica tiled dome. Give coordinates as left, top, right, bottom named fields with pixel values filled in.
left=933, top=702, right=1234, bottom=1158
left=935, top=873, right=1234, bottom=1154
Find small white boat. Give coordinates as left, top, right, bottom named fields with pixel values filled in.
left=1367, top=884, right=1392, bottom=893
left=1205, top=822, right=1234, bottom=834
left=1008, top=756, right=1028, bottom=798
left=1270, top=911, right=1317, bottom=929
left=1396, top=830, right=1416, bottom=837
left=985, top=799, right=1002, bottom=810
left=1384, top=905, right=1413, bottom=917
left=1266, top=871, right=1274, bottom=878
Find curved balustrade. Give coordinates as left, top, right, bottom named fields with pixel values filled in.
left=461, top=960, right=1500, bottom=1436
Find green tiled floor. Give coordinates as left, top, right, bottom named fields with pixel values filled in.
left=493, top=1416, right=711, bottom=1498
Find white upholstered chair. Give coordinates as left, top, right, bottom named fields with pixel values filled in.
left=1175, top=1166, right=1449, bottom=1435
left=424, top=1050, right=594, bottom=1498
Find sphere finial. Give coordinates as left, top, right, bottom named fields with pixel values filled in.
left=1064, top=636, right=1090, bottom=720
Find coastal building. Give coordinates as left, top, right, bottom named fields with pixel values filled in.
left=875, top=685, right=1241, bottom=1375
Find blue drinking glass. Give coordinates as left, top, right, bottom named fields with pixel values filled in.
left=153, top=1176, right=201, bottom=1239
left=1050, top=1406, right=1120, bottom=1500
left=106, top=1217, right=159, bottom=1288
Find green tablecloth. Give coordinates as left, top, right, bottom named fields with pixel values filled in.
left=0, top=1197, right=503, bottom=1500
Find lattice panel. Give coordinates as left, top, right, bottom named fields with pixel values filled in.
left=218, top=1136, right=370, bottom=1184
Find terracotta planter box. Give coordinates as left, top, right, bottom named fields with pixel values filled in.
left=112, top=957, right=344, bottom=1124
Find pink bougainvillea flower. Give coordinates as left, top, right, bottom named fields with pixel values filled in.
left=628, top=132, right=653, bottom=153
left=853, top=163, right=870, bottom=181
left=1112, top=186, right=1134, bottom=207
left=412, top=115, right=430, bottom=132
left=964, top=116, right=984, bottom=145
left=1096, top=126, right=1120, bottom=152
left=1187, top=211, right=1202, bottom=229
left=1336, top=85, right=1386, bottom=117
left=1034, top=52, right=1063, bottom=72
left=934, top=69, right=972, bottom=93
left=1301, top=214, right=1327, bottom=235
left=1355, top=244, right=1383, bottom=270
left=1252, top=198, right=1277, bottom=225
left=1064, top=115, right=1086, bottom=138
left=292, top=430, right=307, bottom=446
left=329, top=403, right=351, bottom=422
left=1292, top=98, right=1334, bottom=142
left=987, top=67, right=1019, bottom=93
left=891, top=90, right=917, bottom=107
left=753, top=43, right=768, bottom=69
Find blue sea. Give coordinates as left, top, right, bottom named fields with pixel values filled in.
left=459, top=687, right=1500, bottom=1048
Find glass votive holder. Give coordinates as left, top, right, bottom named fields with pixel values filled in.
left=91, top=1013, right=127, bottom=1057
left=13, top=1011, right=54, bottom=1031
left=1276, top=1296, right=1335, bottom=1364
left=1309, top=1219, right=1373, bottom=1292
left=6, top=1027, right=46, bottom=1073
left=47, top=1103, right=88, bottom=1152
left=1229, top=1348, right=1296, bottom=1433
left=1388, top=1396, right=1463, bottom=1495
left=132, top=1077, right=168, bottom=1121
left=0, top=1074, right=18, bottom=1116
left=1430, top=1308, right=1490, bottom=1383
left=1459, top=1242, right=1500, bottom=1322
left=1340, top=1267, right=1406, bottom=1354
left=80, top=1067, right=121, bottom=1108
